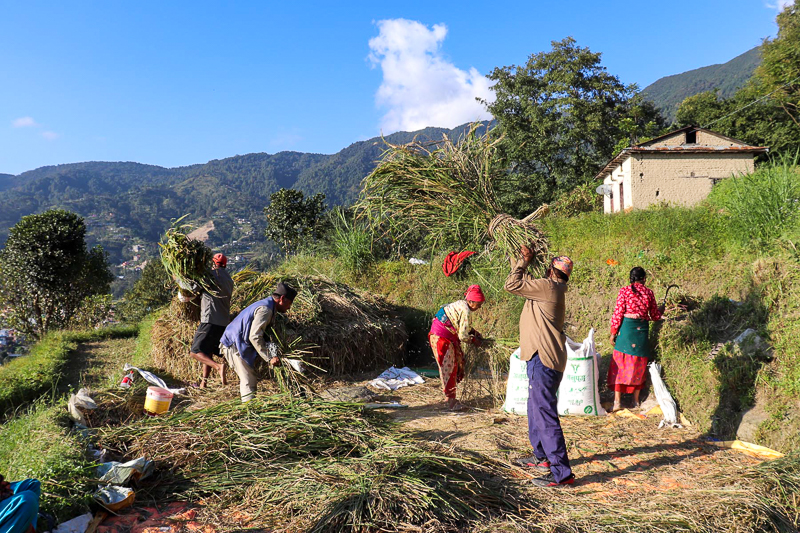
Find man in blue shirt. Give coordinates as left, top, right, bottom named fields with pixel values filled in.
left=219, top=281, right=297, bottom=402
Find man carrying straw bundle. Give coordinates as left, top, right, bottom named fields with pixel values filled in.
left=428, top=284, right=485, bottom=411
left=189, top=253, right=234, bottom=388
left=220, top=281, right=297, bottom=402
left=505, top=247, right=576, bottom=487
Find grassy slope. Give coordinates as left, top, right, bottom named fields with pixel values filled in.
left=0, top=326, right=139, bottom=416
left=279, top=205, right=799, bottom=452
left=0, top=327, right=145, bottom=521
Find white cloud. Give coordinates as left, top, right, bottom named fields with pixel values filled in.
left=368, top=19, right=493, bottom=133
left=12, top=116, right=38, bottom=128
left=41, top=131, right=60, bottom=140
left=766, top=0, right=792, bottom=11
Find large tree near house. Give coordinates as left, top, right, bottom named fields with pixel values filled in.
left=0, top=209, right=113, bottom=338
left=484, top=37, right=664, bottom=216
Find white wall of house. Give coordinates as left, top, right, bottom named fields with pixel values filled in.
left=603, top=157, right=633, bottom=213
left=630, top=152, right=755, bottom=209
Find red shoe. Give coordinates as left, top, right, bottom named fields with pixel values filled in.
left=513, top=455, right=551, bottom=473
left=531, top=473, right=575, bottom=487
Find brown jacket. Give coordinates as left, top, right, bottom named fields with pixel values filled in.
left=504, top=259, right=568, bottom=372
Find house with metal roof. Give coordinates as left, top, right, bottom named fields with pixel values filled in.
left=595, top=126, right=768, bottom=214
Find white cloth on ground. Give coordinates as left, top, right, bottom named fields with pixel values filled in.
left=370, top=366, right=424, bottom=391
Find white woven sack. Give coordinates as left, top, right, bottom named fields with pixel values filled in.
left=557, top=328, right=606, bottom=416
left=502, top=348, right=529, bottom=415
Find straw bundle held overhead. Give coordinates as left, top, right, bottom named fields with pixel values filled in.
left=357, top=123, right=549, bottom=267
left=96, top=395, right=525, bottom=532
left=159, top=216, right=216, bottom=312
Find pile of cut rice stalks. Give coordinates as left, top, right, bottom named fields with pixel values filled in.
left=150, top=270, right=408, bottom=382
left=97, top=395, right=528, bottom=532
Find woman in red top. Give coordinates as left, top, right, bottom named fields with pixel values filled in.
left=607, top=267, right=663, bottom=411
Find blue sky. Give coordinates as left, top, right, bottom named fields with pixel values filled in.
left=0, top=0, right=787, bottom=175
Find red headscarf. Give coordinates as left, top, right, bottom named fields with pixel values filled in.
left=465, top=284, right=485, bottom=302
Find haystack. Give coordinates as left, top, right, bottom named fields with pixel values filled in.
left=150, top=271, right=408, bottom=382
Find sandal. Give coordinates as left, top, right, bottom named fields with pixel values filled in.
left=448, top=401, right=467, bottom=412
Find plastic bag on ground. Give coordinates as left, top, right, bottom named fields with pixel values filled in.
left=557, top=329, right=606, bottom=416
left=369, top=366, right=424, bottom=391
left=649, top=362, right=682, bottom=428
left=67, top=388, right=97, bottom=425
left=122, top=363, right=185, bottom=395
left=94, top=486, right=135, bottom=511
left=502, top=348, right=528, bottom=415
left=53, top=513, right=93, bottom=533
left=97, top=457, right=154, bottom=485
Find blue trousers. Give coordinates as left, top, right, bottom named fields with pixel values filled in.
left=0, top=479, right=40, bottom=533
left=527, top=354, right=573, bottom=482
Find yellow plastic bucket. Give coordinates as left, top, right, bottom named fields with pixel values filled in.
left=144, top=386, right=173, bottom=416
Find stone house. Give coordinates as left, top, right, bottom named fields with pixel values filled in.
left=595, top=126, right=768, bottom=214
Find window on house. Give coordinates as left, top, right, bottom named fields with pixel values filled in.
left=685, top=130, right=697, bottom=144
left=619, top=183, right=625, bottom=211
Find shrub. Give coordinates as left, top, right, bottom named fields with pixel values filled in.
left=708, top=154, right=800, bottom=247
left=330, top=208, right=377, bottom=273
left=551, top=182, right=602, bottom=217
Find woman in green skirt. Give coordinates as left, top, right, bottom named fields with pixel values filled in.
left=608, top=267, right=663, bottom=411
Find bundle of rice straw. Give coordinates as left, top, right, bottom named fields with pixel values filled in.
left=357, top=123, right=549, bottom=268
left=159, top=216, right=215, bottom=321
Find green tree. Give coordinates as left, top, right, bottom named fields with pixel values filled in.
left=484, top=37, right=665, bottom=215
left=119, top=260, right=172, bottom=322
left=0, top=209, right=113, bottom=338
left=757, top=0, right=800, bottom=127
left=676, top=3, right=800, bottom=155
left=263, top=189, right=327, bottom=254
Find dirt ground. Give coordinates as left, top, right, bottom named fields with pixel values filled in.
left=91, top=372, right=779, bottom=533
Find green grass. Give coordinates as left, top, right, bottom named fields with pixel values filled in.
left=708, top=153, right=800, bottom=247
left=0, top=400, right=94, bottom=521
left=0, top=325, right=139, bottom=416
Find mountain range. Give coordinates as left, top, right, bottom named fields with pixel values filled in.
left=0, top=124, right=485, bottom=266
left=642, top=46, right=761, bottom=121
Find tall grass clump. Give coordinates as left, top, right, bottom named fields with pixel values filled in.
left=330, top=208, right=377, bottom=274
left=357, top=123, right=549, bottom=268
left=708, top=153, right=800, bottom=247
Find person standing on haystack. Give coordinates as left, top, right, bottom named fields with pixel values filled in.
left=188, top=253, right=234, bottom=388
left=608, top=266, right=663, bottom=412
left=428, top=284, right=485, bottom=411
left=219, top=282, right=297, bottom=402
left=505, top=247, right=576, bottom=487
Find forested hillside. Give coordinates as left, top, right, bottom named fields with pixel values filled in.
left=0, top=123, right=485, bottom=264
left=643, top=47, right=761, bottom=122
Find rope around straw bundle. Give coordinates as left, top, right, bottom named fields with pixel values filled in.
left=488, top=213, right=549, bottom=269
